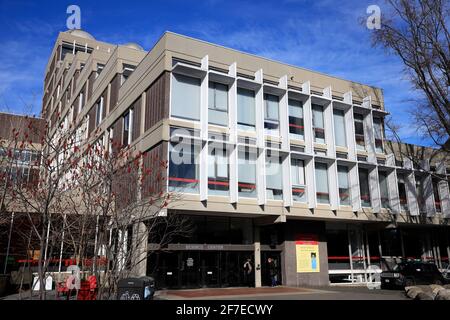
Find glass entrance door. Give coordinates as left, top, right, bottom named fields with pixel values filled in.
left=200, top=252, right=220, bottom=287
left=180, top=251, right=200, bottom=288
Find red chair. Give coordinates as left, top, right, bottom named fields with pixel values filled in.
left=76, top=276, right=97, bottom=300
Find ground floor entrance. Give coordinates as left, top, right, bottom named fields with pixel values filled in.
left=147, top=251, right=255, bottom=289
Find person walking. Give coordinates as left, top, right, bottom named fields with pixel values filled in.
left=243, top=258, right=253, bottom=287
left=268, top=258, right=277, bottom=287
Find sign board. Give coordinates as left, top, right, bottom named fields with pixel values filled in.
left=296, top=234, right=320, bottom=273
left=32, top=275, right=53, bottom=291
left=186, top=258, right=194, bottom=267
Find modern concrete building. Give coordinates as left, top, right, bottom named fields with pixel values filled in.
left=40, top=29, right=450, bottom=288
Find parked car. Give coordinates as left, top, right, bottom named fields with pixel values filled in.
left=443, top=265, right=450, bottom=281
left=381, top=261, right=447, bottom=289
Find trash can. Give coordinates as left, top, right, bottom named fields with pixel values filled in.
left=117, top=277, right=155, bottom=300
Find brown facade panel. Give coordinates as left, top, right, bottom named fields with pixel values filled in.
left=132, top=96, right=142, bottom=142
left=144, top=72, right=169, bottom=132
left=87, top=71, right=96, bottom=100
left=88, top=106, right=96, bottom=137
left=111, top=118, right=123, bottom=155
left=109, top=74, right=120, bottom=113
left=0, top=113, right=45, bottom=144
left=102, top=88, right=108, bottom=119
left=142, top=142, right=168, bottom=199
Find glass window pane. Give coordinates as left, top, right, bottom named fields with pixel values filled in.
left=172, top=74, right=201, bottom=120
left=168, top=142, right=199, bottom=193
left=333, top=109, right=346, bottom=147
left=337, top=165, right=351, bottom=205
left=265, top=94, right=279, bottom=121
left=289, top=99, right=304, bottom=140
left=379, top=171, right=390, bottom=209
left=237, top=88, right=256, bottom=130
left=315, top=162, right=329, bottom=204
left=359, top=168, right=371, bottom=207
left=238, top=150, right=256, bottom=198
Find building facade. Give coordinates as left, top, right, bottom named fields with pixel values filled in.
left=40, top=30, right=450, bottom=288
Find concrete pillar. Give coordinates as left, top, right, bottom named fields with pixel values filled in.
left=254, top=226, right=262, bottom=288
left=131, top=222, right=148, bottom=277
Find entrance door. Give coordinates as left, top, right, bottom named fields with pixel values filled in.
left=180, top=251, right=200, bottom=288
left=200, top=252, right=220, bottom=287
left=261, top=252, right=282, bottom=286
left=220, top=252, right=254, bottom=287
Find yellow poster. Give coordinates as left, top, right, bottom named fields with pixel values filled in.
left=296, top=237, right=320, bottom=273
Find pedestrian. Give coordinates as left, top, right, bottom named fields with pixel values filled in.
left=243, top=258, right=253, bottom=287
left=268, top=257, right=277, bottom=287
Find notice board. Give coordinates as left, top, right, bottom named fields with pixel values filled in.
left=296, top=234, right=320, bottom=273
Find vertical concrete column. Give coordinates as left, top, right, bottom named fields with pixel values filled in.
left=438, top=179, right=450, bottom=218
left=255, top=69, right=265, bottom=149
left=388, top=169, right=400, bottom=214
left=282, top=153, right=293, bottom=207
left=256, top=149, right=266, bottom=206
left=324, top=102, right=335, bottom=157
left=345, top=106, right=356, bottom=161
left=349, top=164, right=361, bottom=212
left=229, top=145, right=238, bottom=204
left=305, top=158, right=316, bottom=209
left=329, top=160, right=339, bottom=210
left=131, top=222, right=148, bottom=277
left=278, top=76, right=289, bottom=150
left=369, top=167, right=381, bottom=213
left=254, top=226, right=262, bottom=288
left=302, top=83, right=314, bottom=155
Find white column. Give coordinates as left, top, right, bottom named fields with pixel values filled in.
left=305, top=158, right=316, bottom=209
left=279, top=76, right=289, bottom=150
left=422, top=162, right=436, bottom=216
left=228, top=63, right=238, bottom=145
left=438, top=180, right=450, bottom=218
left=256, top=149, right=266, bottom=205
left=364, top=112, right=376, bottom=163
left=200, top=56, right=209, bottom=141
left=255, top=70, right=265, bottom=149
left=345, top=107, right=356, bottom=161
left=324, top=102, right=335, bottom=157
left=199, top=141, right=208, bottom=201
left=229, top=145, right=238, bottom=203
left=369, top=167, right=381, bottom=213
left=303, top=94, right=314, bottom=155
left=405, top=171, right=419, bottom=216
left=329, top=161, right=339, bottom=210
left=283, top=154, right=293, bottom=207
left=388, top=169, right=401, bottom=214
left=349, top=164, right=361, bottom=212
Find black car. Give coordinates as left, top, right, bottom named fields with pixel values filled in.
left=381, top=261, right=447, bottom=289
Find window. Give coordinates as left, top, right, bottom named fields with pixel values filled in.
left=288, top=99, right=304, bottom=140
left=266, top=152, right=283, bottom=200
left=95, top=97, right=104, bottom=126
left=397, top=174, right=408, bottom=211
left=315, top=163, right=329, bottom=204
left=379, top=171, right=390, bottom=209
left=416, top=177, right=426, bottom=212
left=121, top=65, right=136, bottom=85
left=171, top=73, right=201, bottom=121
left=208, top=82, right=229, bottom=126
left=122, top=110, right=133, bottom=146
left=373, top=117, right=384, bottom=153
left=238, top=149, right=256, bottom=198
left=96, top=63, right=105, bottom=78
left=169, top=142, right=199, bottom=193
left=359, top=168, right=371, bottom=207
left=237, top=88, right=256, bottom=131
left=312, top=104, right=325, bottom=144
left=208, top=146, right=229, bottom=196
left=354, top=113, right=365, bottom=151
left=264, top=94, right=279, bottom=135
left=291, top=158, right=306, bottom=202
left=432, top=178, right=442, bottom=212
left=337, top=165, right=351, bottom=206
left=333, top=109, right=346, bottom=147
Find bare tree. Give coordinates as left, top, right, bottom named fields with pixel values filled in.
left=370, top=0, right=449, bottom=155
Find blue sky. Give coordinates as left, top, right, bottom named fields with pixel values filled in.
left=0, top=0, right=430, bottom=146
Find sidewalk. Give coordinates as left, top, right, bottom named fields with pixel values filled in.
left=155, top=286, right=335, bottom=300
